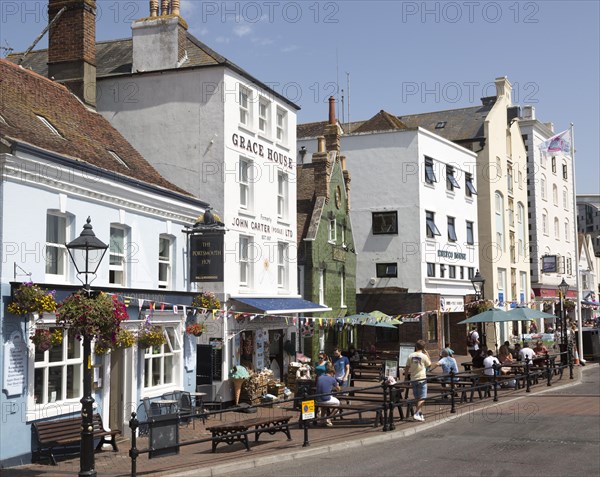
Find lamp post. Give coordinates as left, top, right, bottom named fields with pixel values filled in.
left=65, top=217, right=108, bottom=477
left=471, top=270, right=485, bottom=301
left=470, top=270, right=486, bottom=347
left=557, top=278, right=569, bottom=368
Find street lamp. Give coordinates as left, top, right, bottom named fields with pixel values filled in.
left=66, top=217, right=108, bottom=477
left=557, top=278, right=570, bottom=373
left=471, top=270, right=485, bottom=301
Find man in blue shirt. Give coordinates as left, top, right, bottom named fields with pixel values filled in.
left=316, top=367, right=340, bottom=426
left=332, top=347, right=351, bottom=388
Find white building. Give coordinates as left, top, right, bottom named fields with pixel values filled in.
left=299, top=110, right=479, bottom=349
left=0, top=58, right=206, bottom=466
left=518, top=108, right=579, bottom=327
left=11, top=0, right=329, bottom=401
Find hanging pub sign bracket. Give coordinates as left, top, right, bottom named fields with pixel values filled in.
left=183, top=208, right=227, bottom=283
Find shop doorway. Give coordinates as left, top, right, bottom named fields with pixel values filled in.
left=268, top=330, right=283, bottom=380
left=109, top=349, right=124, bottom=432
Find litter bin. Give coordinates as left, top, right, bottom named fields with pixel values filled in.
left=576, top=328, right=600, bottom=361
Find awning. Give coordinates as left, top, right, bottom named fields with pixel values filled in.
left=229, top=297, right=331, bottom=315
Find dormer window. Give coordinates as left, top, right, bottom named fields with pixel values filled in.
left=446, top=166, right=460, bottom=191
left=108, top=150, right=129, bottom=169
left=435, top=121, right=446, bottom=129
left=36, top=114, right=63, bottom=138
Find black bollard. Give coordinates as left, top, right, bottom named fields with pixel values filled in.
left=302, top=390, right=310, bottom=447
left=492, top=363, right=498, bottom=402
left=129, top=412, right=140, bottom=477
left=568, top=342, right=574, bottom=379
left=546, top=352, right=552, bottom=386
left=450, top=370, right=456, bottom=414
left=382, top=380, right=389, bottom=431
left=525, top=360, right=531, bottom=392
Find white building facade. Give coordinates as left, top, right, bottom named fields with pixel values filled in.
left=299, top=119, right=479, bottom=347
left=519, top=108, right=579, bottom=326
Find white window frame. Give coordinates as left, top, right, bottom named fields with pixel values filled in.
left=158, top=235, right=173, bottom=290
left=318, top=269, right=325, bottom=305
left=142, top=325, right=182, bottom=393
left=239, top=86, right=251, bottom=127
left=340, top=272, right=346, bottom=308
left=258, top=97, right=270, bottom=134
left=239, top=158, right=252, bottom=210
left=277, top=242, right=288, bottom=290
left=542, top=211, right=549, bottom=236
left=507, top=164, right=513, bottom=193
left=541, top=175, right=547, bottom=201
left=563, top=187, right=569, bottom=210
left=239, top=235, right=252, bottom=287
left=495, top=192, right=505, bottom=251
left=276, top=107, right=287, bottom=143
left=45, top=212, right=68, bottom=280
left=32, top=325, right=83, bottom=413
left=552, top=184, right=558, bottom=206
left=425, top=157, right=437, bottom=184
left=109, top=225, right=127, bottom=286
left=328, top=218, right=337, bottom=243
left=466, top=221, right=474, bottom=245
left=554, top=217, right=560, bottom=240
left=446, top=165, right=460, bottom=191
left=277, top=171, right=288, bottom=220
left=465, top=173, right=477, bottom=196
left=564, top=220, right=570, bottom=242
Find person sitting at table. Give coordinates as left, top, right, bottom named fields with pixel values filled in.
left=483, top=349, right=500, bottom=377
left=533, top=340, right=548, bottom=356
left=518, top=342, right=536, bottom=364
left=315, top=366, right=340, bottom=427
left=472, top=347, right=487, bottom=369
left=440, top=343, right=455, bottom=358
left=348, top=345, right=361, bottom=381
left=498, top=344, right=514, bottom=374
left=512, top=343, right=522, bottom=360
left=503, top=340, right=515, bottom=356
left=430, top=349, right=459, bottom=382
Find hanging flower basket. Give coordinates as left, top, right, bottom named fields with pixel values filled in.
left=465, top=299, right=495, bottom=317
left=186, top=323, right=206, bottom=337
left=115, top=328, right=136, bottom=348
left=8, top=282, right=57, bottom=316
left=55, top=291, right=129, bottom=344
left=191, top=291, right=221, bottom=311
left=31, top=329, right=62, bottom=352
left=138, top=326, right=166, bottom=348
left=563, top=300, right=576, bottom=313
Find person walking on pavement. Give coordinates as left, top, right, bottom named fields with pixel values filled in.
left=467, top=326, right=480, bottom=358
left=404, top=340, right=431, bottom=422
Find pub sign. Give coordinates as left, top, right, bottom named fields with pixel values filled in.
left=190, top=234, right=224, bottom=282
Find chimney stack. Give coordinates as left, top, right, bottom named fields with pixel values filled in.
left=324, top=96, right=341, bottom=153
left=47, top=0, right=97, bottom=108
left=132, top=0, right=189, bottom=73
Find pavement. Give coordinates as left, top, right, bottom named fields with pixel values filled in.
left=5, top=358, right=596, bottom=477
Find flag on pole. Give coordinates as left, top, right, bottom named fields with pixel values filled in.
left=539, top=129, right=572, bottom=156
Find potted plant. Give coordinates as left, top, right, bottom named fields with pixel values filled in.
left=8, top=282, right=57, bottom=316
left=55, top=291, right=128, bottom=345
left=191, top=291, right=221, bottom=311
left=465, top=299, right=494, bottom=317
left=115, top=328, right=135, bottom=349
left=137, top=325, right=167, bottom=348
left=30, top=329, right=62, bottom=352
left=186, top=323, right=206, bottom=337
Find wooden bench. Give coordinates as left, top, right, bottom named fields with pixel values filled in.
left=32, top=413, right=119, bottom=465
left=206, top=415, right=292, bottom=452
left=316, top=402, right=383, bottom=427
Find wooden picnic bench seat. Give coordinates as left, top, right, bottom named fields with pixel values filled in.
left=316, top=401, right=384, bottom=427
left=32, top=413, right=119, bottom=465
left=206, top=415, right=292, bottom=452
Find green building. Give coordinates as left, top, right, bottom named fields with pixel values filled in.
left=296, top=101, right=357, bottom=359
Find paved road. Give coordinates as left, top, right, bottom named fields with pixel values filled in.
left=222, top=366, right=600, bottom=477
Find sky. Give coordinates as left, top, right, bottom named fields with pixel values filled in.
left=1, top=0, right=598, bottom=193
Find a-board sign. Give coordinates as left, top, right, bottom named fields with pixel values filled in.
left=399, top=343, right=415, bottom=368
left=301, top=400, right=315, bottom=420
left=384, top=359, right=398, bottom=378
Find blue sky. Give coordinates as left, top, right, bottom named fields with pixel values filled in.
left=1, top=1, right=598, bottom=193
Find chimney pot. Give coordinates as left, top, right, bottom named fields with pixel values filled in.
left=328, top=96, right=336, bottom=125
left=317, top=136, right=326, bottom=153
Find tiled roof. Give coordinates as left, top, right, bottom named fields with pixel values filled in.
left=299, top=103, right=495, bottom=142
left=0, top=59, right=191, bottom=196
left=8, top=32, right=298, bottom=110
left=353, top=110, right=407, bottom=133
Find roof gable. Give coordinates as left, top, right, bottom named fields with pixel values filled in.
left=353, top=110, right=407, bottom=133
